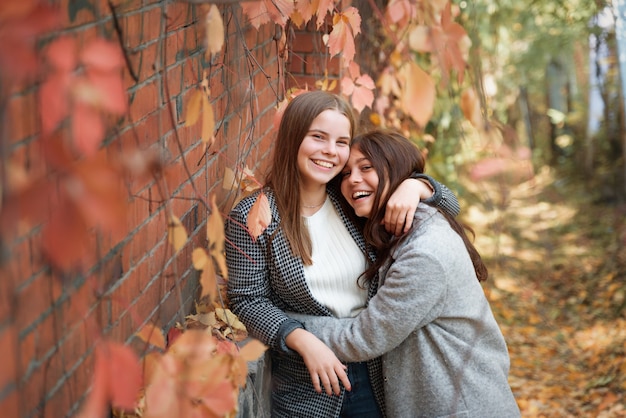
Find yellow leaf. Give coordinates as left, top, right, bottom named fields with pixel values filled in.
left=238, top=339, right=268, bottom=362
left=201, top=93, right=215, bottom=145
left=185, top=90, right=203, bottom=127
left=192, top=247, right=210, bottom=270
left=207, top=195, right=227, bottom=279
left=204, top=5, right=224, bottom=57
left=215, top=308, right=246, bottom=331
left=199, top=257, right=217, bottom=301
left=167, top=214, right=188, bottom=252
left=247, top=192, right=271, bottom=240
left=136, top=323, right=166, bottom=350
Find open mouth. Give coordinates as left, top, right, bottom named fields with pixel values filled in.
left=312, top=159, right=334, bottom=169
left=352, top=191, right=372, bottom=200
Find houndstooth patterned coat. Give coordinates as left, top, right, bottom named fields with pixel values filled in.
left=225, top=181, right=459, bottom=418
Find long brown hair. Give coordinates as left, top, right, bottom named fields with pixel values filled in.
left=265, top=91, right=357, bottom=265
left=347, top=129, right=488, bottom=284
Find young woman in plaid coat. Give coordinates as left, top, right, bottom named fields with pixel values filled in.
left=225, top=92, right=459, bottom=417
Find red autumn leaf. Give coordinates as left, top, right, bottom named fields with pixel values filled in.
left=241, top=0, right=294, bottom=29
left=430, top=1, right=468, bottom=85
left=69, top=155, right=128, bottom=233
left=77, top=341, right=142, bottom=417
left=167, top=327, right=183, bottom=348
left=291, top=0, right=314, bottom=27
left=72, top=101, right=104, bottom=156
left=42, top=202, right=89, bottom=271
left=0, top=1, right=61, bottom=79
left=196, top=379, right=237, bottom=416
left=39, top=72, right=71, bottom=135
left=45, top=36, right=77, bottom=72
left=399, top=61, right=435, bottom=128
left=326, top=8, right=361, bottom=63
left=385, top=0, right=417, bottom=29
left=81, top=38, right=125, bottom=72
left=314, top=0, right=335, bottom=28
left=83, top=70, right=128, bottom=115
left=247, top=192, right=271, bottom=240
left=341, top=63, right=375, bottom=113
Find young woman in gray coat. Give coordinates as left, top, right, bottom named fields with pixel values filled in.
left=286, top=129, right=521, bottom=417
left=225, top=92, right=460, bottom=418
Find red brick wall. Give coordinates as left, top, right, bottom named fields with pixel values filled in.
left=0, top=0, right=326, bottom=416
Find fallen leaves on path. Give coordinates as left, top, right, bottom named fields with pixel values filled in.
left=467, top=166, right=626, bottom=417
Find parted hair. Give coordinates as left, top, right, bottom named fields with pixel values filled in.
left=347, top=129, right=488, bottom=284
left=265, top=91, right=357, bottom=265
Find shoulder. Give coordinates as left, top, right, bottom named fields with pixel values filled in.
left=227, top=188, right=280, bottom=227
left=394, top=204, right=458, bottom=255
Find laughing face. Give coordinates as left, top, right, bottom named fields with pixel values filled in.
left=297, top=109, right=351, bottom=189
left=340, top=146, right=386, bottom=218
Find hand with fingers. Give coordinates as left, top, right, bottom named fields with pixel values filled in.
left=285, top=328, right=351, bottom=395
left=383, top=178, right=433, bottom=236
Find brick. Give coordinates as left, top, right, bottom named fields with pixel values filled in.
left=121, top=7, right=163, bottom=50
left=0, top=389, right=19, bottom=418
left=129, top=81, right=159, bottom=123
left=15, top=275, right=54, bottom=332
left=0, top=325, right=18, bottom=389
left=7, top=91, right=38, bottom=144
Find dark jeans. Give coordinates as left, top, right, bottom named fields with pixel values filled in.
left=339, top=362, right=383, bottom=418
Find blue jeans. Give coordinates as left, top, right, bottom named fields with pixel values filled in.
left=339, top=362, right=383, bottom=418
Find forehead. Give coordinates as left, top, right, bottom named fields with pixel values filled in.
left=309, top=109, right=351, bottom=134
left=346, top=147, right=367, bottom=165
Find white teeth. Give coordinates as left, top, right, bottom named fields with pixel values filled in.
left=352, top=191, right=372, bottom=199
left=313, top=160, right=333, bottom=168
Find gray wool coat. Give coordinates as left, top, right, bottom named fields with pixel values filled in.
left=290, top=204, right=521, bottom=418
left=226, top=182, right=459, bottom=418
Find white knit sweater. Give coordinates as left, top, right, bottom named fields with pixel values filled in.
left=303, top=198, right=368, bottom=318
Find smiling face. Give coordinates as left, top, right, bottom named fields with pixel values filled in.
left=340, top=146, right=387, bottom=218
left=296, top=109, right=352, bottom=190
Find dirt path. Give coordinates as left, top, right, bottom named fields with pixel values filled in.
left=467, top=166, right=626, bottom=417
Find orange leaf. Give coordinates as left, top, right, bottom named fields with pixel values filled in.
left=207, top=194, right=227, bottom=279
left=199, top=256, right=217, bottom=301
left=247, top=192, right=271, bottom=240
left=326, top=8, right=361, bottom=62
left=399, top=61, right=435, bottom=128
left=168, top=214, right=188, bottom=252
left=460, top=88, right=482, bottom=129
left=185, top=89, right=203, bottom=127
left=204, top=5, right=224, bottom=57
left=201, top=94, right=216, bottom=145
left=238, top=339, right=268, bottom=362
left=136, top=323, right=166, bottom=350
left=192, top=247, right=210, bottom=270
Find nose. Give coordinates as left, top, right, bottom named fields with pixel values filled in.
left=347, top=170, right=361, bottom=184
left=323, top=140, right=337, bottom=155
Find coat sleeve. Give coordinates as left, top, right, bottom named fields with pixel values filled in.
left=225, top=201, right=300, bottom=350
left=289, top=230, right=449, bottom=362
left=412, top=173, right=461, bottom=217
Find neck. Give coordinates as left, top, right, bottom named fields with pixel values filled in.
left=300, top=186, right=327, bottom=211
